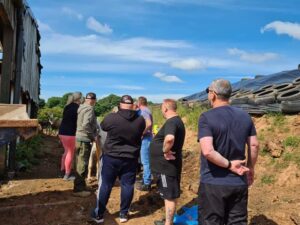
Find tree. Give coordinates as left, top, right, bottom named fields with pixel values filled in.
left=38, top=98, right=46, bottom=108
left=47, top=97, right=61, bottom=108
left=94, top=94, right=121, bottom=116
left=60, top=92, right=72, bottom=107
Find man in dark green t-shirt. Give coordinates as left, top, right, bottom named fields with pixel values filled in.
left=150, top=99, right=185, bottom=225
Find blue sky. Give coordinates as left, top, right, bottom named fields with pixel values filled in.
left=27, top=0, right=300, bottom=102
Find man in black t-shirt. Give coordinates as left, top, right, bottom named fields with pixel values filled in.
left=198, top=79, right=259, bottom=225
left=150, top=99, right=185, bottom=225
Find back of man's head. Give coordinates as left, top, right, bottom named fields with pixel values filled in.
left=210, top=79, right=232, bottom=101
left=163, top=99, right=177, bottom=111
left=120, top=95, right=134, bottom=110
left=85, top=92, right=97, bottom=106
left=86, top=92, right=96, bottom=100
left=138, top=96, right=147, bottom=106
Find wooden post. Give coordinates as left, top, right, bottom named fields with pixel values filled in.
left=13, top=8, right=23, bottom=105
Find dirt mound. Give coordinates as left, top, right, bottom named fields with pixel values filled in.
left=0, top=114, right=300, bottom=224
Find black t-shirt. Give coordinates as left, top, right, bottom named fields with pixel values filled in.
left=59, top=103, right=79, bottom=136
left=198, top=105, right=257, bottom=186
left=150, top=116, right=186, bottom=177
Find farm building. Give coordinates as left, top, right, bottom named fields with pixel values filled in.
left=0, top=0, right=41, bottom=176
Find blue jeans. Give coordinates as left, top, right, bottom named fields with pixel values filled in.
left=141, top=136, right=152, bottom=185
left=94, top=155, right=138, bottom=216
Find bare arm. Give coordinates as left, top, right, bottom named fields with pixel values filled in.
left=143, top=118, right=152, bottom=136
left=200, top=137, right=230, bottom=168
left=163, top=134, right=175, bottom=153
left=200, top=137, right=249, bottom=175
left=246, top=135, right=259, bottom=185
left=247, top=135, right=259, bottom=168
left=163, top=134, right=175, bottom=160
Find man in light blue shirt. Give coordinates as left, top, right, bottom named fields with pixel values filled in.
left=136, top=96, right=153, bottom=191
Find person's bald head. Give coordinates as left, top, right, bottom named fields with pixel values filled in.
left=162, top=99, right=177, bottom=111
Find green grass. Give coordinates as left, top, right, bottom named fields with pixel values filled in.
left=150, top=105, right=165, bottom=128
left=283, top=136, right=300, bottom=148
left=258, top=133, right=265, bottom=142
left=282, top=152, right=300, bottom=168
left=266, top=112, right=285, bottom=127
left=259, top=147, right=269, bottom=156
left=150, top=103, right=208, bottom=131
left=261, top=175, right=275, bottom=185
left=177, top=103, right=208, bottom=131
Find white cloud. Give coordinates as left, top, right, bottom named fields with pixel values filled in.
left=86, top=17, right=113, bottom=34
left=261, top=21, right=300, bottom=40
left=170, top=58, right=206, bottom=70
left=41, top=32, right=191, bottom=64
left=37, top=20, right=53, bottom=32
left=153, top=72, right=183, bottom=83
left=62, top=7, right=83, bottom=20
left=228, top=48, right=279, bottom=63
left=113, top=85, right=145, bottom=90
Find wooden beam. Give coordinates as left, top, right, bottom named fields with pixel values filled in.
left=0, top=119, right=38, bottom=127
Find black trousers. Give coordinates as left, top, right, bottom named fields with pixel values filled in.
left=198, top=183, right=248, bottom=225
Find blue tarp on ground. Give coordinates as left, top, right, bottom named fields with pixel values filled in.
left=182, top=69, right=300, bottom=102
left=174, top=205, right=198, bottom=225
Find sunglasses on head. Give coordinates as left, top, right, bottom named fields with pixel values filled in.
left=206, top=87, right=212, bottom=94
left=206, top=87, right=221, bottom=95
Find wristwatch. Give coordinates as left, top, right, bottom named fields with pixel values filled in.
left=227, top=160, right=232, bottom=169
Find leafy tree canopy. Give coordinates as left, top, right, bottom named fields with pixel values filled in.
left=46, top=97, right=61, bottom=108
left=95, top=94, right=121, bottom=116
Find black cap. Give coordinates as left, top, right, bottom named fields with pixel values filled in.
left=86, top=92, right=96, bottom=100
left=120, top=95, right=134, bottom=104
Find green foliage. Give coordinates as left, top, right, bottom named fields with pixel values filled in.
left=150, top=105, right=164, bottom=128
left=150, top=102, right=208, bottom=131
left=38, top=107, right=63, bottom=122
left=60, top=92, right=73, bottom=107
left=94, top=94, right=121, bottom=116
left=261, top=175, right=275, bottom=185
left=283, top=136, right=300, bottom=148
left=38, top=98, right=46, bottom=108
left=46, top=97, right=62, bottom=108
left=177, top=103, right=208, bottom=131
left=16, top=135, right=43, bottom=169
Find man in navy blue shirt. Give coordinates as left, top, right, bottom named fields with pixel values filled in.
left=198, top=79, right=259, bottom=225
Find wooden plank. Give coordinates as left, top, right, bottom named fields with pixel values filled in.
left=0, top=119, right=38, bottom=127
left=0, top=104, right=29, bottom=119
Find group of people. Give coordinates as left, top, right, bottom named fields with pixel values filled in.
left=57, top=78, right=259, bottom=225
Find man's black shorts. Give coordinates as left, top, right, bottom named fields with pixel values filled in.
left=154, top=173, right=180, bottom=200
